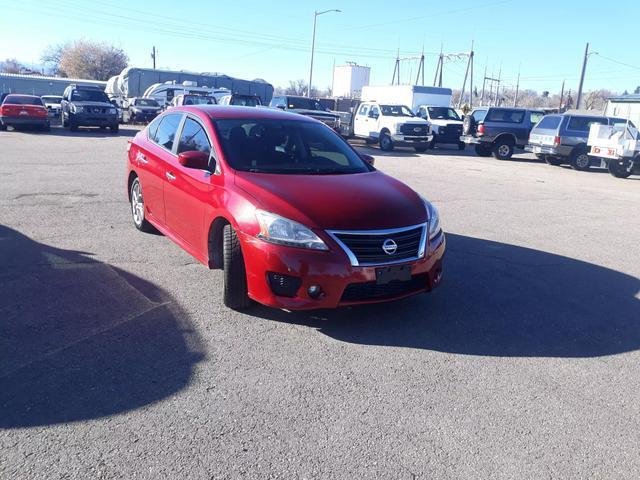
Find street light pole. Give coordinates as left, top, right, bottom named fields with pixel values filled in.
left=308, top=9, right=340, bottom=97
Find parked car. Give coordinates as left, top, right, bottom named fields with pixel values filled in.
left=167, top=94, right=217, bottom=109
left=526, top=113, right=628, bottom=171
left=217, top=94, right=262, bottom=106
left=269, top=95, right=341, bottom=132
left=127, top=97, right=161, bottom=123
left=461, top=107, right=544, bottom=159
left=60, top=84, right=119, bottom=132
left=127, top=106, right=445, bottom=310
left=587, top=121, right=640, bottom=178
left=415, top=105, right=464, bottom=150
left=0, top=94, right=50, bottom=131
left=41, top=95, right=63, bottom=118
left=352, top=102, right=432, bottom=152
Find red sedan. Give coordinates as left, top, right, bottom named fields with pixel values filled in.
left=0, top=94, right=50, bottom=131
left=127, top=106, right=445, bottom=310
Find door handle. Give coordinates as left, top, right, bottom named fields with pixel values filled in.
left=166, top=172, right=176, bottom=181
left=137, top=152, right=148, bottom=164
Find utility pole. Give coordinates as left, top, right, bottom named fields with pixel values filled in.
left=308, top=9, right=341, bottom=97
left=457, top=44, right=473, bottom=108
left=576, top=42, right=589, bottom=109
left=469, top=47, right=474, bottom=109
left=415, top=48, right=425, bottom=86
left=151, top=46, right=157, bottom=69
left=494, top=68, right=501, bottom=106
left=480, top=65, right=487, bottom=104
left=513, top=68, right=520, bottom=107
left=559, top=79, right=565, bottom=112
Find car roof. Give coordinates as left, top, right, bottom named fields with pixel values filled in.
left=5, top=93, right=39, bottom=98
left=173, top=105, right=317, bottom=121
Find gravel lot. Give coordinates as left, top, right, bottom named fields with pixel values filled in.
left=1, top=124, right=639, bottom=479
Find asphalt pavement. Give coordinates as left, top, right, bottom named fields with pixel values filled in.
left=1, top=124, right=639, bottom=479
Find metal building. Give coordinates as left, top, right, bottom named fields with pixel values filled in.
left=0, top=73, right=106, bottom=96
left=105, top=67, right=274, bottom=104
left=332, top=63, right=371, bottom=99
left=605, top=94, right=640, bottom=126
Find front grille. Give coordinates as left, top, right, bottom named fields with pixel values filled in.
left=328, top=224, right=426, bottom=266
left=341, top=274, right=428, bottom=302
left=400, top=124, right=429, bottom=136
left=86, top=107, right=107, bottom=114
left=311, top=115, right=337, bottom=128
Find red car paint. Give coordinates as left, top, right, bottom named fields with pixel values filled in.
left=127, top=106, right=445, bottom=309
left=0, top=94, right=49, bottom=130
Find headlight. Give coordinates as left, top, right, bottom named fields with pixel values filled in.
left=255, top=210, right=328, bottom=250
left=396, top=123, right=403, bottom=134
left=109, top=108, right=117, bottom=114
left=70, top=105, right=83, bottom=113
left=422, top=198, right=441, bottom=240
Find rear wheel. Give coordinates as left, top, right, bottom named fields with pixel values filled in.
left=223, top=224, right=251, bottom=310
left=493, top=138, right=515, bottom=160
left=474, top=144, right=492, bottom=157
left=379, top=132, right=394, bottom=151
left=608, top=159, right=633, bottom=178
left=570, top=148, right=590, bottom=171
left=130, top=177, right=155, bottom=233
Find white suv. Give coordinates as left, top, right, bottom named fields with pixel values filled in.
left=353, top=102, right=432, bottom=152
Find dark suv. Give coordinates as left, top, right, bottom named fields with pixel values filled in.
left=461, top=107, right=544, bottom=159
left=269, top=95, right=341, bottom=132
left=61, top=84, right=119, bottom=132
left=525, top=113, right=630, bottom=171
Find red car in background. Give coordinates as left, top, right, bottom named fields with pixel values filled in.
left=0, top=94, right=50, bottom=131
left=127, top=106, right=445, bottom=310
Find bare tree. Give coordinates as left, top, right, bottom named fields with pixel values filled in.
left=583, top=89, right=613, bottom=111
left=0, top=58, right=23, bottom=74
left=48, top=40, right=128, bottom=80
left=41, top=44, right=65, bottom=76
left=285, top=79, right=308, bottom=96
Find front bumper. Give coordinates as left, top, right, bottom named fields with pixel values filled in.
left=0, top=115, right=49, bottom=126
left=390, top=134, right=433, bottom=147
left=238, top=229, right=445, bottom=310
left=72, top=113, right=118, bottom=126
left=130, top=111, right=159, bottom=122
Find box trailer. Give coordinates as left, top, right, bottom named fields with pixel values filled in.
left=360, top=85, right=452, bottom=112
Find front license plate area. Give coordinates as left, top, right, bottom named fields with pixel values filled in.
left=375, top=265, right=411, bottom=285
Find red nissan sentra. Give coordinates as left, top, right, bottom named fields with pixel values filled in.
left=127, top=106, right=445, bottom=310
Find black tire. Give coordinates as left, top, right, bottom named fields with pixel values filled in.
left=493, top=138, right=515, bottom=160
left=545, top=156, right=562, bottom=166
left=474, top=144, right=492, bottom=157
left=570, top=148, right=590, bottom=171
left=0, top=124, right=7, bottom=131
left=379, top=132, right=394, bottom=151
left=608, top=159, right=633, bottom=178
left=414, top=146, right=428, bottom=153
left=458, top=141, right=466, bottom=151
left=129, top=177, right=155, bottom=233
left=110, top=124, right=119, bottom=133
left=223, top=224, right=250, bottom=310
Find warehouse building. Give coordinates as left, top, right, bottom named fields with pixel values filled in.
left=0, top=73, right=106, bottom=96
left=605, top=94, right=640, bottom=126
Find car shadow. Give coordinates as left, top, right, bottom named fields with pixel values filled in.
left=247, top=233, right=639, bottom=358
left=0, top=225, right=203, bottom=429
left=48, top=125, right=141, bottom=138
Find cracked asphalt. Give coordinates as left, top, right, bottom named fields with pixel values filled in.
left=1, top=124, right=639, bottom=479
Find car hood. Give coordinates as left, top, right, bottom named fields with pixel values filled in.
left=234, top=170, right=427, bottom=230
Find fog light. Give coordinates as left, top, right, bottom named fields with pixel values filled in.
left=267, top=272, right=301, bottom=298
left=307, top=285, right=322, bottom=299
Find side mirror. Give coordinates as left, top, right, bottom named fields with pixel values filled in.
left=178, top=150, right=210, bottom=170
left=360, top=154, right=375, bottom=167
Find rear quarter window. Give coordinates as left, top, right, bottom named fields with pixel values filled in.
left=472, top=110, right=487, bottom=122
left=567, top=116, right=606, bottom=132
left=485, top=109, right=525, bottom=123
left=535, top=116, right=562, bottom=130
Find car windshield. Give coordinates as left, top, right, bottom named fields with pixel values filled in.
left=230, top=96, right=260, bottom=107
left=183, top=96, right=216, bottom=105
left=427, top=107, right=460, bottom=120
left=380, top=105, right=414, bottom=117
left=135, top=99, right=159, bottom=107
left=41, top=96, right=62, bottom=104
left=287, top=97, right=326, bottom=111
left=215, top=118, right=370, bottom=175
left=71, top=89, right=109, bottom=103
left=3, top=95, right=43, bottom=105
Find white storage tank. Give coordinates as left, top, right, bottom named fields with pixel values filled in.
left=332, top=63, right=370, bottom=99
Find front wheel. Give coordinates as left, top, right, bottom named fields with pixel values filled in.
left=608, top=159, right=633, bottom=178
left=379, top=133, right=394, bottom=151
left=130, top=177, right=155, bottom=233
left=223, top=224, right=251, bottom=310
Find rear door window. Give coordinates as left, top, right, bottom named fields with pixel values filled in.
left=486, top=109, right=525, bottom=123
left=567, top=116, right=606, bottom=132
left=3, top=95, right=43, bottom=106
left=358, top=105, right=369, bottom=116
left=153, top=114, right=183, bottom=152
left=535, top=115, right=562, bottom=130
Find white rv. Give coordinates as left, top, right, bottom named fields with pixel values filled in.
left=141, top=81, right=230, bottom=108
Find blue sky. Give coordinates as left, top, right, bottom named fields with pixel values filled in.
left=1, top=0, right=639, bottom=94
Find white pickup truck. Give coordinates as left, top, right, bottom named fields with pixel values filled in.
left=587, top=122, right=640, bottom=178
left=353, top=102, right=432, bottom=152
